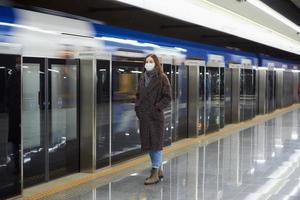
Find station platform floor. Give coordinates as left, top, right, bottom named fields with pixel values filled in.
left=22, top=104, right=300, bottom=200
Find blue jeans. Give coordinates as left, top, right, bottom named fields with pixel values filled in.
left=149, top=150, right=162, bottom=169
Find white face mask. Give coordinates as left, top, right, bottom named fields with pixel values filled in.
left=145, top=63, right=155, bottom=71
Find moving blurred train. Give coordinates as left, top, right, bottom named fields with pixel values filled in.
left=0, top=5, right=299, bottom=199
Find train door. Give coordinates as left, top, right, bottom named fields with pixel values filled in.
left=22, top=57, right=80, bottom=187
left=255, top=68, right=260, bottom=114
left=205, top=57, right=224, bottom=134
left=172, top=59, right=188, bottom=141
left=253, top=69, right=257, bottom=115
left=110, top=52, right=144, bottom=163
left=0, top=44, right=22, bottom=199
left=266, top=69, right=275, bottom=113
left=95, top=57, right=110, bottom=169
left=220, top=66, right=225, bottom=128
left=161, top=57, right=173, bottom=145
left=240, top=64, right=256, bottom=120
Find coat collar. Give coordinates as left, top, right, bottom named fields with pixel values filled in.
left=139, top=74, right=160, bottom=100
left=147, top=77, right=160, bottom=92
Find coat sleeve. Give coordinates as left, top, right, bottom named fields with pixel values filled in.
left=155, top=74, right=172, bottom=111
left=136, top=84, right=140, bottom=100
left=136, top=76, right=142, bottom=101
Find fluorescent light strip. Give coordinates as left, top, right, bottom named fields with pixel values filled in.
left=130, top=70, right=143, bottom=73
left=247, top=0, right=300, bottom=33
left=0, top=22, right=60, bottom=35
left=95, top=36, right=161, bottom=48
left=257, top=67, right=268, bottom=70
left=274, top=68, right=285, bottom=71
left=116, top=0, right=300, bottom=55
left=174, top=47, right=187, bottom=52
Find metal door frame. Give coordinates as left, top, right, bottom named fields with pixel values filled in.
left=186, top=59, right=205, bottom=137
left=161, top=56, right=175, bottom=143
left=229, top=63, right=241, bottom=123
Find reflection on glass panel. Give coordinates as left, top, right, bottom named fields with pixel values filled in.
left=96, top=60, right=110, bottom=168
left=23, top=64, right=41, bottom=149
left=266, top=71, right=275, bottom=112
left=111, top=61, right=142, bottom=163
left=163, top=64, right=172, bottom=146
left=199, top=66, right=205, bottom=135
left=220, top=68, right=225, bottom=128
left=0, top=55, right=21, bottom=199
left=22, top=59, right=45, bottom=187
left=240, top=69, right=255, bottom=121
left=283, top=71, right=294, bottom=107
left=253, top=70, right=257, bottom=115
left=173, top=64, right=188, bottom=141
left=48, top=61, right=79, bottom=179
left=172, top=65, right=177, bottom=141
left=298, top=73, right=300, bottom=102
left=205, top=67, right=220, bottom=133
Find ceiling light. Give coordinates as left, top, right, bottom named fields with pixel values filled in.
left=247, top=0, right=300, bottom=33
left=0, top=22, right=60, bottom=35
left=116, top=0, right=300, bottom=55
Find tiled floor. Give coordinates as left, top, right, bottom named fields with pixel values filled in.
left=44, top=109, right=300, bottom=200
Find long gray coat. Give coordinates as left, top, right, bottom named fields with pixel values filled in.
left=135, top=73, right=171, bottom=151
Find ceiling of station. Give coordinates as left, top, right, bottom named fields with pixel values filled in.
left=7, top=0, right=300, bottom=61
left=206, top=0, right=300, bottom=42
left=291, top=0, right=300, bottom=8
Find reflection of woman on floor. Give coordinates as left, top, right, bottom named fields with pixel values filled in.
left=135, top=54, right=171, bottom=185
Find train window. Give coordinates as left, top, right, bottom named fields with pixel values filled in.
left=96, top=60, right=110, bottom=168
left=163, top=64, right=172, bottom=146
left=240, top=68, right=255, bottom=120
left=205, top=66, right=221, bottom=133
left=172, top=63, right=188, bottom=141
left=22, top=57, right=45, bottom=187
left=199, top=66, right=205, bottom=135
left=0, top=54, right=21, bottom=199
left=48, top=59, right=79, bottom=180
left=22, top=58, right=80, bottom=186
left=111, top=58, right=144, bottom=163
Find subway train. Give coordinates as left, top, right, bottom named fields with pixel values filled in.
left=0, top=5, right=300, bottom=199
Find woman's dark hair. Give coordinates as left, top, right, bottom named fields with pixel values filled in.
left=144, top=54, right=164, bottom=80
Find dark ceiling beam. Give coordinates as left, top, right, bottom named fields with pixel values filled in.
left=159, top=24, right=199, bottom=29
left=201, top=34, right=237, bottom=38
left=261, top=0, right=300, bottom=26
left=88, top=6, right=141, bottom=12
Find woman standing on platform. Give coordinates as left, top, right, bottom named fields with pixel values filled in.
left=135, top=54, right=171, bottom=185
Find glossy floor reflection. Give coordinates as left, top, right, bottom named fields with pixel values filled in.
left=46, top=109, right=300, bottom=200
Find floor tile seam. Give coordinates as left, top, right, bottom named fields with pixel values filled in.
left=22, top=104, right=300, bottom=199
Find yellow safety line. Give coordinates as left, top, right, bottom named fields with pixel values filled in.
left=22, top=104, right=300, bottom=200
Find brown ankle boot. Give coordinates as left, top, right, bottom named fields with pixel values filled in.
left=144, top=168, right=159, bottom=185
left=146, top=167, right=163, bottom=180
left=158, top=168, right=163, bottom=179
